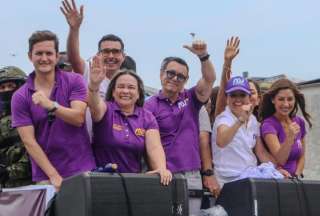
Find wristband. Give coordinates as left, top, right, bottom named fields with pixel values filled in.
left=199, top=54, right=210, bottom=62
left=88, top=86, right=99, bottom=93
left=48, top=101, right=59, bottom=113
left=200, top=169, right=214, bottom=176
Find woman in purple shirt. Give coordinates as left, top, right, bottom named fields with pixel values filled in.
left=260, top=79, right=312, bottom=177
left=87, top=55, right=172, bottom=185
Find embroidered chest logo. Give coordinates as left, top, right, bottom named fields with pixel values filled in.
left=178, top=98, right=189, bottom=109
left=113, top=124, right=123, bottom=131
left=135, top=128, right=145, bottom=137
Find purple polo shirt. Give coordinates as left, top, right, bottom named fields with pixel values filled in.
left=92, top=101, right=159, bottom=173
left=261, top=116, right=306, bottom=175
left=11, top=70, right=96, bottom=181
left=144, top=87, right=203, bottom=173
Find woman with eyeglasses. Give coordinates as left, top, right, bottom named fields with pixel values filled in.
left=260, top=79, right=312, bottom=177
left=87, top=54, right=172, bottom=185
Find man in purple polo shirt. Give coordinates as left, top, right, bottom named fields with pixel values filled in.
left=144, top=40, right=216, bottom=214
left=11, top=30, right=96, bottom=191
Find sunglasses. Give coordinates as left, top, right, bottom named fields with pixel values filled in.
left=165, top=70, right=188, bottom=82
left=99, top=48, right=123, bottom=55
left=228, top=92, right=248, bottom=98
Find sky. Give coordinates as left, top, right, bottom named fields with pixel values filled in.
left=1, top=0, right=319, bottom=89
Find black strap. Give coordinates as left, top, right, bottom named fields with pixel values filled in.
left=117, top=172, right=133, bottom=216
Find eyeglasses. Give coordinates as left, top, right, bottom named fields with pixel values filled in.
left=165, top=70, right=188, bottom=82
left=99, top=48, right=123, bottom=55
left=228, top=93, right=248, bottom=98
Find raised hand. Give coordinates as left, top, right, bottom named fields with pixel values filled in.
left=224, top=36, right=240, bottom=61
left=89, top=54, right=106, bottom=90
left=60, top=0, right=84, bottom=30
left=32, top=91, right=53, bottom=110
left=183, top=40, right=208, bottom=57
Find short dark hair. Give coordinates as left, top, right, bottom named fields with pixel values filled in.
left=28, top=30, right=59, bottom=53
left=105, top=69, right=145, bottom=107
left=160, top=56, right=189, bottom=73
left=120, top=56, right=136, bottom=72
left=98, top=34, right=124, bottom=51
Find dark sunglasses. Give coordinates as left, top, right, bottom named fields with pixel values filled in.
left=99, top=48, right=123, bottom=55
left=165, top=70, right=188, bottom=82
left=47, top=111, right=56, bottom=125
left=228, top=92, right=248, bottom=98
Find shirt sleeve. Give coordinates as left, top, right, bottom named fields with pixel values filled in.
left=144, top=110, right=159, bottom=130
left=261, top=119, right=278, bottom=137
left=11, top=91, right=33, bottom=128
left=214, top=112, right=234, bottom=129
left=189, top=86, right=204, bottom=111
left=199, top=106, right=211, bottom=132
left=69, top=73, right=88, bottom=102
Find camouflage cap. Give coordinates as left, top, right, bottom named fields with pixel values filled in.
left=0, top=66, right=27, bottom=85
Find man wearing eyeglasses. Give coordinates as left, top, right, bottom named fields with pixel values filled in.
left=144, top=41, right=216, bottom=214
left=11, top=30, right=96, bottom=191
left=60, top=0, right=125, bottom=97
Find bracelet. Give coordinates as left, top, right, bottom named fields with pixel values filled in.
left=48, top=101, right=59, bottom=113
left=88, top=86, right=99, bottom=93
left=199, top=54, right=210, bottom=62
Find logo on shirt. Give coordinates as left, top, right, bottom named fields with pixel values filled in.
left=113, top=124, right=123, bottom=131
left=135, top=128, right=145, bottom=137
left=178, top=98, right=189, bottom=109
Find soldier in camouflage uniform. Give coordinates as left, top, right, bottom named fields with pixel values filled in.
left=0, top=66, right=32, bottom=187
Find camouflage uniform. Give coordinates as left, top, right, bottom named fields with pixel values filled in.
left=0, top=66, right=32, bottom=187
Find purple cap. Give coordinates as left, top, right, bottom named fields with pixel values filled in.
left=225, top=76, right=251, bottom=95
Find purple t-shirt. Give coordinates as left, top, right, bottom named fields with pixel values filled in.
left=11, top=70, right=96, bottom=181
left=261, top=116, right=306, bottom=175
left=92, top=101, right=159, bottom=173
left=144, top=87, right=203, bottom=173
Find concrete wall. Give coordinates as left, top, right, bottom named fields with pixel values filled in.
left=299, top=83, right=320, bottom=180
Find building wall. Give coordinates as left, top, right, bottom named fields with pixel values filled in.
left=299, top=83, right=320, bottom=180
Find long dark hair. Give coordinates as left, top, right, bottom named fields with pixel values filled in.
left=248, top=79, right=261, bottom=120
left=105, top=69, right=145, bottom=107
left=259, top=78, right=312, bottom=128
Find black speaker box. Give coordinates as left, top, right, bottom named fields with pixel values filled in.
left=216, top=178, right=320, bottom=216
left=54, top=172, right=189, bottom=216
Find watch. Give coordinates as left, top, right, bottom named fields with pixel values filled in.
left=199, top=54, right=210, bottom=62
left=48, top=101, right=59, bottom=112
left=200, top=169, right=214, bottom=176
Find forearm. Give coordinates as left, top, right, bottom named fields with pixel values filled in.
left=147, top=145, right=167, bottom=170
left=196, top=59, right=216, bottom=102
left=55, top=105, right=86, bottom=127
left=23, top=140, right=59, bottom=180
left=67, top=27, right=84, bottom=74
left=199, top=132, right=213, bottom=170
left=216, top=122, right=242, bottom=147
left=273, top=138, right=295, bottom=165
left=214, top=60, right=232, bottom=117
left=295, top=154, right=305, bottom=175
left=88, top=88, right=106, bottom=122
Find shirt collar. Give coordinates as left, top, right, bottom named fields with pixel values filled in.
left=26, top=68, right=62, bottom=91
left=157, top=89, right=186, bottom=102
left=112, top=101, right=140, bottom=117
